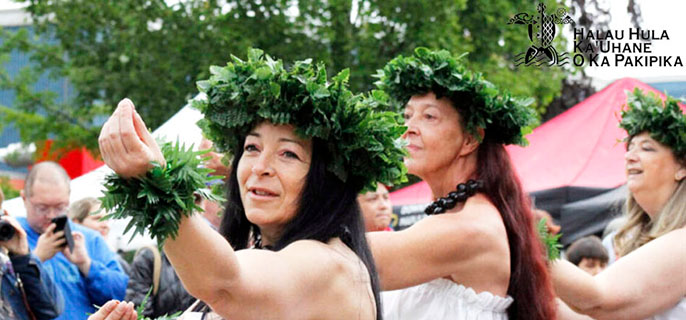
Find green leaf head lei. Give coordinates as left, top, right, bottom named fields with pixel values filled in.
left=192, top=48, right=408, bottom=192
left=373, top=47, right=538, bottom=146
left=619, top=88, right=686, bottom=159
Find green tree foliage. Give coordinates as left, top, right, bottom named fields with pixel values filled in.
left=0, top=176, right=20, bottom=200
left=1, top=0, right=571, bottom=155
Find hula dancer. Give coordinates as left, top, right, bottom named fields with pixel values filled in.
left=369, top=48, right=557, bottom=320
left=551, top=89, right=686, bottom=320
left=91, top=49, right=406, bottom=320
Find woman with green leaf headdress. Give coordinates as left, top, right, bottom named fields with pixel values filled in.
left=91, top=49, right=407, bottom=320
left=368, top=48, right=557, bottom=320
left=551, top=89, right=686, bottom=320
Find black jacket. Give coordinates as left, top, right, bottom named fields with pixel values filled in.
left=125, top=248, right=195, bottom=318
left=1, top=253, right=64, bottom=320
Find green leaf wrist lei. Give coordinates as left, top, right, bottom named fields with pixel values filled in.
left=101, top=48, right=408, bottom=244
left=101, top=142, right=223, bottom=244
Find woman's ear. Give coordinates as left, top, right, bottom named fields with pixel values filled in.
left=676, top=167, right=686, bottom=181
left=459, top=127, right=484, bottom=156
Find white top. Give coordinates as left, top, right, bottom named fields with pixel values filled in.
left=382, top=278, right=513, bottom=320
left=649, top=298, right=686, bottom=320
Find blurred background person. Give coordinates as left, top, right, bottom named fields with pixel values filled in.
left=0, top=188, right=64, bottom=320
left=17, top=162, right=128, bottom=320
left=565, top=236, right=608, bottom=276
left=69, top=197, right=109, bottom=238
left=199, top=137, right=230, bottom=178
left=196, top=194, right=223, bottom=231
left=68, top=197, right=131, bottom=275
left=358, top=183, right=393, bottom=232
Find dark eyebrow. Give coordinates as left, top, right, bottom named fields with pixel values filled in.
left=279, top=138, right=306, bottom=148
left=405, top=101, right=440, bottom=110
left=632, top=137, right=653, bottom=146
left=247, top=133, right=305, bottom=148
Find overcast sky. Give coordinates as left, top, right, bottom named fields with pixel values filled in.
left=576, top=0, right=686, bottom=82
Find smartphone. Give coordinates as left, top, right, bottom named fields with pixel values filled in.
left=51, top=216, right=74, bottom=252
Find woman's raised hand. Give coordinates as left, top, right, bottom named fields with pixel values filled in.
left=99, top=99, right=166, bottom=178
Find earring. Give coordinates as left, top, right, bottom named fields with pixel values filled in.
left=676, top=172, right=686, bottom=181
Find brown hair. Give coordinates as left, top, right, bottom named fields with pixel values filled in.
left=614, top=180, right=686, bottom=256
left=566, top=236, right=608, bottom=266
left=476, top=142, right=557, bottom=320
left=68, top=197, right=101, bottom=222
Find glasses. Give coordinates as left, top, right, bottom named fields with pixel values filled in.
left=28, top=200, right=69, bottom=217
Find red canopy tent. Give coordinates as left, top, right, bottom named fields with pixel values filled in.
left=57, top=148, right=104, bottom=179
left=390, top=78, right=684, bottom=205
left=33, top=140, right=104, bottom=179
left=388, top=78, right=686, bottom=241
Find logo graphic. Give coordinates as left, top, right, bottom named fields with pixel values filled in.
left=508, top=3, right=575, bottom=67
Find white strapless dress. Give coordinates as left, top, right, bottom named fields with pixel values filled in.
left=382, top=278, right=513, bottom=320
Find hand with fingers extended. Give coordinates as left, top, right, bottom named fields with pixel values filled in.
left=62, top=231, right=93, bottom=276
left=99, top=98, right=165, bottom=179
left=34, top=223, right=67, bottom=262
left=0, top=214, right=30, bottom=255
left=88, top=300, right=138, bottom=320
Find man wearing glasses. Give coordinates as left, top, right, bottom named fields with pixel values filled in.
left=17, top=162, right=128, bottom=320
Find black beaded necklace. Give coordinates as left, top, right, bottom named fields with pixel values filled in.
left=424, top=179, right=483, bottom=215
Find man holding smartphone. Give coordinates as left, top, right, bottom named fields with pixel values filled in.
left=17, top=162, right=128, bottom=320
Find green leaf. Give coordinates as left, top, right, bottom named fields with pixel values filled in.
left=374, top=48, right=538, bottom=146
left=537, top=218, right=562, bottom=261
left=100, top=141, right=225, bottom=245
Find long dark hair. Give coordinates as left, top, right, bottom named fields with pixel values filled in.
left=476, top=142, right=557, bottom=320
left=220, top=135, right=383, bottom=319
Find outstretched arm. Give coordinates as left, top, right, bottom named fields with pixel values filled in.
left=552, top=228, right=686, bottom=320
left=163, top=214, right=352, bottom=319
left=98, top=99, right=352, bottom=319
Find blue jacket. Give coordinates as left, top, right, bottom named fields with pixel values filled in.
left=1, top=252, right=64, bottom=320
left=18, top=217, right=129, bottom=320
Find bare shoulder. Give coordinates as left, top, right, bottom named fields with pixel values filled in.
left=281, top=239, right=345, bottom=269
left=281, top=239, right=375, bottom=318
left=401, top=192, right=510, bottom=264
left=417, top=193, right=508, bottom=247
left=280, top=238, right=366, bottom=280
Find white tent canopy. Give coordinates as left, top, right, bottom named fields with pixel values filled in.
left=2, top=100, right=205, bottom=251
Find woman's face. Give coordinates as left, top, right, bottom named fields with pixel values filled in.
left=625, top=132, right=685, bottom=197
left=79, top=203, right=110, bottom=237
left=237, top=122, right=312, bottom=235
left=401, top=92, right=467, bottom=177
left=357, top=183, right=393, bottom=232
